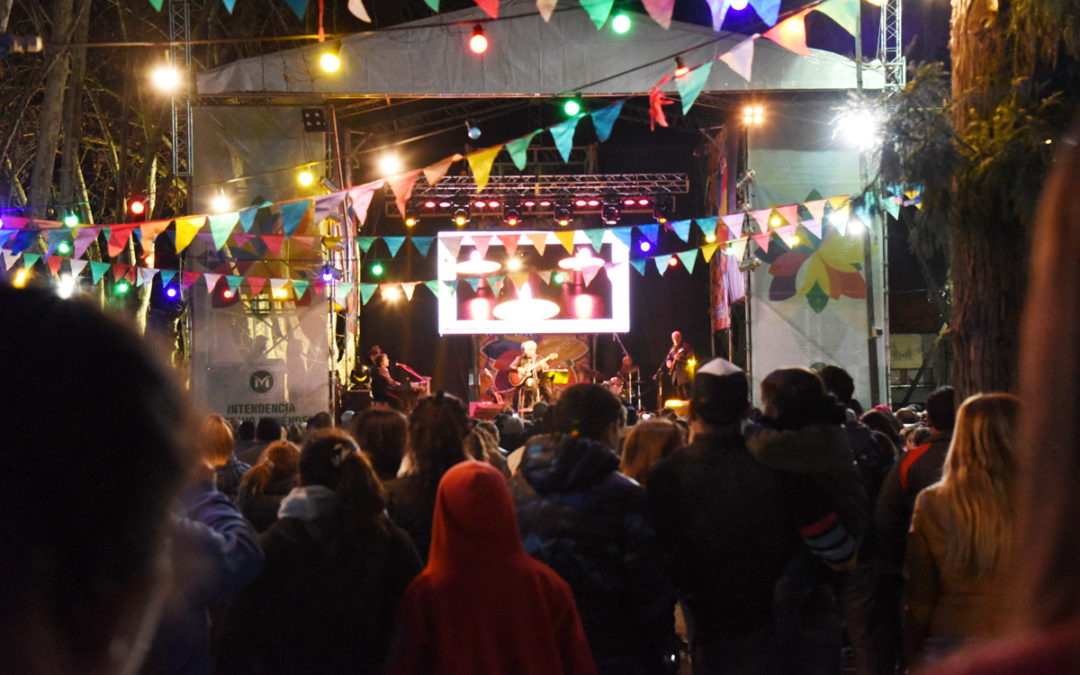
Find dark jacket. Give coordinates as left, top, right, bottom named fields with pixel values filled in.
left=142, top=481, right=264, bottom=675
left=874, top=432, right=951, bottom=572
left=219, top=513, right=422, bottom=674
left=511, top=433, right=675, bottom=675
left=385, top=473, right=439, bottom=564
left=235, top=476, right=296, bottom=533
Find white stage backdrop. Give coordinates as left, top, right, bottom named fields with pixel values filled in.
left=747, top=97, right=887, bottom=409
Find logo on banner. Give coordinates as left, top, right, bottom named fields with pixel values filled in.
left=250, top=370, right=275, bottom=393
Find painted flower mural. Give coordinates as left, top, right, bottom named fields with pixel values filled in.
left=766, top=229, right=867, bottom=313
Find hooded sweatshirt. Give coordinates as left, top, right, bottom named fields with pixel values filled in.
left=386, top=460, right=595, bottom=675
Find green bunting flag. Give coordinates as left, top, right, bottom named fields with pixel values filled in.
left=584, top=228, right=606, bottom=252
left=676, top=61, right=712, bottom=115
left=412, top=236, right=434, bottom=257
left=677, top=249, right=698, bottom=273
left=291, top=279, right=310, bottom=298
left=579, top=0, right=615, bottom=28
left=360, top=283, right=378, bottom=305
left=358, top=237, right=376, bottom=254
left=208, top=213, right=240, bottom=251
left=630, top=259, right=647, bottom=275
left=550, top=115, right=584, bottom=163
left=505, top=131, right=540, bottom=171
left=383, top=236, right=406, bottom=257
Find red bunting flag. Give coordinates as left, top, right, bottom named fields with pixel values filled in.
left=762, top=9, right=812, bottom=57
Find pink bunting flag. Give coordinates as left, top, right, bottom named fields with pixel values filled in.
left=348, top=182, right=380, bottom=226
left=719, top=35, right=756, bottom=82
left=423, top=154, right=461, bottom=187
left=107, top=226, right=135, bottom=257
left=776, top=204, right=799, bottom=226
left=804, top=199, right=827, bottom=227
left=762, top=9, right=812, bottom=57
left=749, top=208, right=772, bottom=232
left=262, top=234, right=285, bottom=257
left=73, top=227, right=99, bottom=259
left=750, top=230, right=772, bottom=253
left=474, top=0, right=498, bottom=18
left=387, top=170, right=421, bottom=218
left=536, top=0, right=557, bottom=21
left=204, top=273, right=222, bottom=293
left=247, top=277, right=268, bottom=296
left=471, top=234, right=492, bottom=258
left=181, top=271, right=201, bottom=290
left=498, top=234, right=520, bottom=257
left=721, top=213, right=745, bottom=238
left=641, top=0, right=675, bottom=28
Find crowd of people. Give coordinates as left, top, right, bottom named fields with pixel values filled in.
left=8, top=119, right=1080, bottom=675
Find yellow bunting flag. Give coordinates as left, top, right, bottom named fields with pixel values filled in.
left=555, top=230, right=576, bottom=254
left=174, top=216, right=206, bottom=254
left=466, top=146, right=502, bottom=192
left=701, top=242, right=720, bottom=263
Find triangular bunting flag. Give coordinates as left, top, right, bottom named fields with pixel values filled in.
left=279, top=200, right=310, bottom=238
left=805, top=199, right=827, bottom=227
left=204, top=273, right=222, bottom=293
left=107, top=226, right=134, bottom=257
left=442, top=236, right=463, bottom=259
left=669, top=219, right=692, bottom=243
left=505, top=131, right=540, bottom=171
left=498, top=234, right=519, bottom=257
left=701, top=242, right=720, bottom=262
left=46, top=229, right=69, bottom=256
left=748, top=0, right=780, bottom=25
left=336, top=282, right=354, bottom=300
left=676, top=61, right=713, bottom=115
left=695, top=217, right=719, bottom=240
left=555, top=230, right=576, bottom=254
left=357, top=237, right=376, bottom=254
left=181, top=271, right=201, bottom=289
left=291, top=279, right=310, bottom=298
left=411, top=236, right=434, bottom=257
left=590, top=100, right=624, bottom=143
left=290, top=235, right=316, bottom=250
left=423, top=154, right=461, bottom=186
left=550, top=115, right=583, bottom=162
left=579, top=0, right=615, bottom=28
left=466, top=277, right=481, bottom=293
left=536, top=270, right=553, bottom=285
left=719, top=35, right=756, bottom=82
left=637, top=223, right=659, bottom=245
left=347, top=0, right=371, bottom=21
left=527, top=233, right=548, bottom=256
left=402, top=282, right=418, bottom=301
left=238, top=203, right=267, bottom=232
left=630, top=259, right=647, bottom=275
left=472, top=235, right=492, bottom=258
left=537, top=0, right=557, bottom=21
left=269, top=278, right=289, bottom=298
left=801, top=217, right=823, bottom=240
left=815, top=0, right=858, bottom=35
left=424, top=0, right=438, bottom=9
left=653, top=256, right=669, bottom=275
left=90, top=261, right=110, bottom=283
left=140, top=268, right=159, bottom=287
left=0, top=252, right=13, bottom=271
left=776, top=204, right=799, bottom=226
left=387, top=171, right=421, bottom=218
left=467, top=146, right=502, bottom=192
left=348, top=183, right=379, bottom=226
left=749, top=209, right=771, bottom=232
left=262, top=234, right=285, bottom=257
left=313, top=192, right=347, bottom=223
left=384, top=236, right=406, bottom=257
left=762, top=9, right=812, bottom=56
left=21, top=252, right=40, bottom=269
left=140, top=219, right=171, bottom=248
left=8, top=229, right=37, bottom=256
left=884, top=196, right=901, bottom=219
left=69, top=259, right=88, bottom=278
left=751, top=230, right=772, bottom=253
left=508, top=272, right=529, bottom=291
left=283, top=0, right=307, bottom=19
left=677, top=249, right=699, bottom=273
left=705, top=0, right=730, bottom=30
left=47, top=256, right=63, bottom=276
left=248, top=277, right=268, bottom=296
left=475, top=0, right=499, bottom=18
left=208, top=213, right=240, bottom=251
left=424, top=280, right=441, bottom=297
left=726, top=238, right=749, bottom=260
left=775, top=223, right=798, bottom=243
left=641, top=0, right=675, bottom=28
left=584, top=228, right=606, bottom=252
left=174, top=216, right=205, bottom=254
left=610, top=227, right=633, bottom=249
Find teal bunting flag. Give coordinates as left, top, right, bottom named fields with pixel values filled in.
left=279, top=200, right=310, bottom=238
left=677, top=61, right=712, bottom=115
left=584, top=228, right=606, bottom=252
left=22, top=253, right=40, bottom=269
left=638, top=223, right=659, bottom=244
left=466, top=277, right=481, bottom=292
left=749, top=0, right=780, bottom=25
left=238, top=202, right=268, bottom=233
left=590, top=101, right=624, bottom=143
left=0, top=230, right=14, bottom=248
left=652, top=256, right=668, bottom=275
left=147, top=0, right=164, bottom=9
left=222, top=0, right=236, bottom=11
left=383, top=236, right=406, bottom=257
left=424, top=0, right=438, bottom=9
left=90, top=261, right=110, bottom=283
left=360, top=283, right=378, bottom=305
left=580, top=0, right=616, bottom=28
left=677, top=249, right=699, bottom=273
left=505, top=131, right=540, bottom=171
left=160, top=270, right=177, bottom=286
left=425, top=280, right=441, bottom=297
left=695, top=217, right=718, bottom=238
left=816, top=0, right=858, bottom=35
left=292, top=279, right=310, bottom=298
left=630, top=259, right=647, bottom=275
left=284, top=0, right=308, bottom=19
left=225, top=275, right=243, bottom=292
left=208, top=213, right=240, bottom=251
left=669, top=219, right=692, bottom=242
left=884, top=196, right=901, bottom=219
left=358, top=237, right=376, bottom=254
left=610, top=226, right=634, bottom=249
left=412, top=236, right=434, bottom=257
left=551, top=115, right=584, bottom=163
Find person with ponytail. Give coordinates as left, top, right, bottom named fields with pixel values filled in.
left=235, top=440, right=300, bottom=532
left=903, top=393, right=1020, bottom=667
left=219, top=429, right=422, bottom=674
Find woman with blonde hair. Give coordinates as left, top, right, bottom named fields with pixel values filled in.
left=619, top=418, right=683, bottom=486
left=904, top=393, right=1020, bottom=667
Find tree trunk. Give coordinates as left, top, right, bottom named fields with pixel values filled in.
left=948, top=0, right=1024, bottom=398
left=28, top=0, right=75, bottom=218
left=57, top=0, right=91, bottom=215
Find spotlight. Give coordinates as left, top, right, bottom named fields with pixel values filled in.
left=487, top=199, right=500, bottom=209
left=563, top=98, right=581, bottom=117
left=320, top=44, right=341, bottom=73
left=835, top=104, right=883, bottom=151
left=424, top=200, right=437, bottom=209
left=322, top=267, right=335, bottom=282
left=586, top=199, right=600, bottom=207
left=404, top=204, right=418, bottom=227
left=652, top=203, right=668, bottom=224
left=523, top=200, right=536, bottom=208
left=538, top=199, right=552, bottom=208
left=453, top=207, right=470, bottom=227
left=474, top=200, right=486, bottom=209
left=378, top=154, right=402, bottom=176
left=554, top=205, right=572, bottom=227
left=638, top=198, right=650, bottom=207
left=743, top=104, right=764, bottom=125
left=505, top=207, right=521, bottom=226
left=150, top=64, right=181, bottom=92
left=601, top=203, right=620, bottom=225
left=211, top=190, right=232, bottom=214
left=298, top=170, right=315, bottom=186
left=575, top=199, right=587, bottom=208
left=611, top=12, right=631, bottom=33
left=438, top=200, right=452, bottom=208
left=469, top=25, right=488, bottom=54
left=674, top=57, right=690, bottom=78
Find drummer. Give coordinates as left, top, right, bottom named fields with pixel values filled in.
left=616, top=355, right=640, bottom=386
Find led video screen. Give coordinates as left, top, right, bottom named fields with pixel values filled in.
left=436, top=230, right=630, bottom=335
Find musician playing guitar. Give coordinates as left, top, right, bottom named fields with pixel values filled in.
left=664, top=331, right=695, bottom=400
left=509, top=340, right=558, bottom=412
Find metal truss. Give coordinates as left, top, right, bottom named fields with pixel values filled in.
left=169, top=0, right=193, bottom=187
left=879, top=0, right=906, bottom=99
left=398, top=173, right=690, bottom=199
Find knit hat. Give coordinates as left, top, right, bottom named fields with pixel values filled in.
left=690, top=358, right=749, bottom=426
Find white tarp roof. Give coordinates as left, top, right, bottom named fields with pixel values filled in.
left=198, top=0, right=882, bottom=97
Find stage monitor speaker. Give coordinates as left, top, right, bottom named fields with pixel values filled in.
left=470, top=401, right=509, bottom=420
left=342, top=389, right=373, bottom=413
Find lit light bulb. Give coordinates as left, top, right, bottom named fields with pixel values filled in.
left=563, top=99, right=581, bottom=116
left=320, top=52, right=340, bottom=73
left=611, top=13, right=631, bottom=34
left=469, top=25, right=488, bottom=54
left=730, top=0, right=749, bottom=9
left=63, top=213, right=78, bottom=227
left=150, top=65, right=181, bottom=92
left=378, top=154, right=402, bottom=176
left=298, top=170, right=315, bottom=186
left=56, top=274, right=76, bottom=299
left=13, top=268, right=29, bottom=288
left=211, top=191, right=232, bottom=213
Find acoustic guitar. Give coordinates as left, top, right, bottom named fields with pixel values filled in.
left=510, top=352, right=559, bottom=387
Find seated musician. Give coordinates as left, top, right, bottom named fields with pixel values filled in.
left=370, top=353, right=401, bottom=407
left=510, top=340, right=549, bottom=412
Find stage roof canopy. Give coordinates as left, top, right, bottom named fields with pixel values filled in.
left=197, top=0, right=883, bottom=98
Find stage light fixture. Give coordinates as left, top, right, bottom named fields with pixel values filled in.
left=611, top=13, right=631, bottom=33
left=487, top=199, right=500, bottom=209
left=638, top=198, right=650, bottom=207
left=601, top=203, right=620, bottom=225
left=505, top=207, right=521, bottom=226
left=835, top=104, right=883, bottom=151
left=674, top=57, right=690, bottom=78
left=523, top=200, right=537, bottom=208
left=469, top=25, right=488, bottom=54
left=319, top=43, right=341, bottom=73
left=574, top=199, right=587, bottom=208
left=652, top=203, right=669, bottom=224
left=453, top=207, right=470, bottom=227
left=554, top=205, right=572, bottom=227
left=587, top=199, right=600, bottom=207
left=321, top=267, right=335, bottom=282
left=538, top=200, right=552, bottom=208
left=438, top=200, right=453, bottom=209
left=474, top=200, right=486, bottom=209
left=424, top=200, right=437, bottom=209
left=743, top=104, right=764, bottom=125
left=465, top=120, right=482, bottom=139
left=623, top=198, right=636, bottom=207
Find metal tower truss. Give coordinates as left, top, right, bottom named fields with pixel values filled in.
left=879, top=0, right=906, bottom=98
left=169, top=0, right=193, bottom=185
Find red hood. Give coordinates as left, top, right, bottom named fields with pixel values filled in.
left=428, top=460, right=525, bottom=567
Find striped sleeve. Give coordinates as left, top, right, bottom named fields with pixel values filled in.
left=799, top=511, right=857, bottom=571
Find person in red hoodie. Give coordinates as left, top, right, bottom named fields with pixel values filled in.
left=386, top=461, right=596, bottom=675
